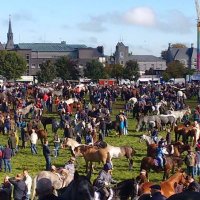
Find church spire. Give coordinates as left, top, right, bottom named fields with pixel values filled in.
left=5, top=15, right=14, bottom=50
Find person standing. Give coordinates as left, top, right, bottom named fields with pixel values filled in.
left=8, top=174, right=27, bottom=200
left=8, top=132, right=17, bottom=156
left=1, top=176, right=12, bottom=200
left=53, top=133, right=60, bottom=157
left=43, top=140, right=51, bottom=171
left=185, top=149, right=196, bottom=178
left=23, top=169, right=32, bottom=200
left=30, top=129, right=38, bottom=154
left=3, top=144, right=12, bottom=173
left=195, top=147, right=200, bottom=176
left=166, top=129, right=172, bottom=145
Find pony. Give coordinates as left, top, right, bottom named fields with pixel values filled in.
left=167, top=107, right=191, bottom=123
left=17, top=103, right=34, bottom=118
left=139, top=134, right=161, bottom=145
left=40, top=116, right=55, bottom=131
left=94, top=178, right=140, bottom=200
left=62, top=137, right=81, bottom=155
left=106, top=143, right=136, bottom=168
left=139, top=170, right=187, bottom=198
left=31, top=170, right=71, bottom=200
left=146, top=142, right=190, bottom=158
left=140, top=156, right=183, bottom=180
left=136, top=115, right=162, bottom=132
left=174, top=125, right=197, bottom=146
left=60, top=171, right=94, bottom=200
left=74, top=145, right=110, bottom=173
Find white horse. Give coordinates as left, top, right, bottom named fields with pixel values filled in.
left=139, top=134, right=161, bottom=145
left=17, top=103, right=34, bottom=116
left=168, top=107, right=191, bottom=122
left=106, top=143, right=136, bottom=167
left=62, top=137, right=82, bottom=154
left=31, top=170, right=72, bottom=200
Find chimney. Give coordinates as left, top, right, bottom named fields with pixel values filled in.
left=97, top=46, right=104, bottom=54
left=191, top=43, right=194, bottom=48
left=168, top=43, right=171, bottom=48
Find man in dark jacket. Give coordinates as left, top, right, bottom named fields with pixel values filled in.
left=150, top=184, right=166, bottom=200
left=42, top=140, right=51, bottom=171
left=3, top=144, right=12, bottom=172
left=8, top=174, right=27, bottom=200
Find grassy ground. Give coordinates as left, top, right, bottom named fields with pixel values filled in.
left=0, top=97, right=198, bottom=185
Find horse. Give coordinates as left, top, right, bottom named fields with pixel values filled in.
left=40, top=116, right=55, bottom=131
left=159, top=114, right=176, bottom=131
left=146, top=142, right=190, bottom=158
left=94, top=178, right=140, bottom=200
left=62, top=137, right=81, bottom=155
left=60, top=171, right=94, bottom=200
left=139, top=134, right=161, bottom=145
left=140, top=156, right=183, bottom=180
left=139, top=170, right=187, bottom=198
left=174, top=125, right=197, bottom=146
left=136, top=115, right=162, bottom=132
left=31, top=170, right=71, bottom=200
left=106, top=143, right=136, bottom=168
left=29, top=129, right=47, bottom=145
left=17, top=103, right=34, bottom=118
left=167, top=107, right=191, bottom=123
left=74, top=145, right=110, bottom=173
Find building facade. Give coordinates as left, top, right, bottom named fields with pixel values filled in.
left=114, top=42, right=167, bottom=75
left=0, top=18, right=106, bottom=76
left=164, top=43, right=197, bottom=69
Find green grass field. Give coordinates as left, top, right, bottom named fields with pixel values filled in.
left=0, top=98, right=198, bottom=185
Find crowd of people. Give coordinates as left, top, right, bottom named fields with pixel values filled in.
left=0, top=81, right=200, bottom=199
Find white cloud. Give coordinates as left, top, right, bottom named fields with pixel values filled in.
left=123, top=7, right=156, bottom=27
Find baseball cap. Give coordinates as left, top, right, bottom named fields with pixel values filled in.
left=150, top=184, right=161, bottom=190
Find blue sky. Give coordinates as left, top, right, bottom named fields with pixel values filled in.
left=0, top=0, right=198, bottom=56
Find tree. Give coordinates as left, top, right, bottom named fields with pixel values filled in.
left=36, top=60, right=57, bottom=83
left=171, top=43, right=187, bottom=48
left=0, top=50, right=27, bottom=80
left=123, top=60, right=140, bottom=81
left=110, top=64, right=124, bottom=82
left=55, top=56, right=79, bottom=82
left=162, top=60, right=187, bottom=80
left=84, top=60, right=106, bottom=80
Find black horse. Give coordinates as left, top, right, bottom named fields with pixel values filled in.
left=59, top=171, right=139, bottom=200
left=40, top=116, right=55, bottom=131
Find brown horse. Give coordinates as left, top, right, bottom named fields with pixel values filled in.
left=29, top=129, right=47, bottom=145
left=147, top=142, right=191, bottom=157
left=139, top=170, right=187, bottom=198
left=174, top=125, right=196, bottom=146
left=140, top=156, right=183, bottom=180
left=74, top=145, right=110, bottom=173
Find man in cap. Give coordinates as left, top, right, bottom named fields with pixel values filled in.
left=36, top=178, right=59, bottom=200
left=150, top=184, right=166, bottom=200
left=94, top=162, right=117, bottom=200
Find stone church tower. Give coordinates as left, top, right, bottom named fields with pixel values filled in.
left=5, top=16, right=14, bottom=50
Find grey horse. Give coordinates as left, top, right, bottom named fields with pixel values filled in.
left=136, top=115, right=162, bottom=132
left=31, top=170, right=73, bottom=200
left=159, top=114, right=176, bottom=130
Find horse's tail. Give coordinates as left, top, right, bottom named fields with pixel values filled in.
left=31, top=176, right=37, bottom=200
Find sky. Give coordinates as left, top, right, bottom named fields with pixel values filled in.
left=0, top=0, right=198, bottom=56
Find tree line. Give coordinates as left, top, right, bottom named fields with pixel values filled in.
left=0, top=50, right=196, bottom=83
